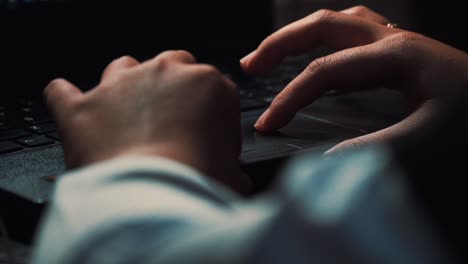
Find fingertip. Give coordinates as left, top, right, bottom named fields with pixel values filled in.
left=240, top=50, right=278, bottom=76
left=44, top=78, right=68, bottom=102
left=240, top=50, right=257, bottom=66
left=44, top=78, right=82, bottom=115
left=254, top=107, right=292, bottom=132
left=101, top=56, right=140, bottom=81
left=254, top=108, right=271, bottom=131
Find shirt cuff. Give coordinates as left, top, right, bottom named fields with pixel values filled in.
left=30, top=155, right=241, bottom=264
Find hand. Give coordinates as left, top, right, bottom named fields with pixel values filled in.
left=241, top=6, right=468, bottom=154
left=45, top=51, right=250, bottom=192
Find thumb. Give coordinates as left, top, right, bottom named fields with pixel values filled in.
left=44, top=78, right=83, bottom=122
left=324, top=100, right=439, bottom=156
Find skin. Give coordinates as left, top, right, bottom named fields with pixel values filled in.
left=241, top=6, right=468, bottom=154
left=44, top=50, right=251, bottom=193
left=45, top=6, right=468, bottom=193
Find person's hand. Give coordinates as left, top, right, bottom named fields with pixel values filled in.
left=241, top=5, right=468, bottom=154
left=45, top=51, right=250, bottom=192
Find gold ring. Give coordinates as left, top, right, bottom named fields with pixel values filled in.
left=386, top=23, right=398, bottom=28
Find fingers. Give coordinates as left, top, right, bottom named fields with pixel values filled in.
left=340, top=5, right=390, bottom=25
left=254, top=41, right=400, bottom=132
left=153, top=50, right=197, bottom=65
left=44, top=78, right=84, bottom=121
left=101, top=56, right=140, bottom=81
left=324, top=100, right=438, bottom=156
left=101, top=51, right=196, bottom=82
left=241, top=9, right=389, bottom=75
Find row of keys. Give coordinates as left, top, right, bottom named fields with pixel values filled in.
left=0, top=133, right=60, bottom=155
left=0, top=123, right=57, bottom=141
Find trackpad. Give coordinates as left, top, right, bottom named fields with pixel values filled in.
left=240, top=109, right=363, bottom=163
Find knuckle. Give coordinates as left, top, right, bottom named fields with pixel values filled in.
left=70, top=96, right=86, bottom=111
left=117, top=55, right=136, bottom=64
left=306, top=56, right=331, bottom=76
left=152, top=50, right=195, bottom=70
left=152, top=52, right=174, bottom=70
left=349, top=5, right=370, bottom=14
left=387, top=32, right=425, bottom=52
left=309, top=9, right=335, bottom=24
left=195, top=65, right=238, bottom=97
left=261, top=34, right=279, bottom=48
left=197, top=64, right=222, bottom=77
left=271, top=91, right=287, bottom=107
left=46, top=78, right=65, bottom=89
left=175, top=49, right=195, bottom=60
left=96, top=80, right=115, bottom=90
left=156, top=50, right=178, bottom=62
left=269, top=89, right=293, bottom=111
left=44, top=78, right=65, bottom=99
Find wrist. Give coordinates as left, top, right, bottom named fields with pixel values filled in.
left=116, top=143, right=251, bottom=194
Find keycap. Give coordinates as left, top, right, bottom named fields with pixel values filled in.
left=23, top=116, right=53, bottom=125
left=0, top=122, right=8, bottom=130
left=0, top=141, right=22, bottom=154
left=16, top=136, right=55, bottom=148
left=0, top=129, right=32, bottom=141
left=26, top=123, right=57, bottom=134
left=240, top=99, right=267, bottom=111
left=47, top=132, right=61, bottom=141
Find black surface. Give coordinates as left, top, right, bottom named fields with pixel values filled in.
left=0, top=130, right=31, bottom=141
left=411, top=0, right=467, bottom=51
left=1, top=0, right=273, bottom=91
left=0, top=141, right=22, bottom=155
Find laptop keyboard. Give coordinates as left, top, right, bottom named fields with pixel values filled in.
left=235, top=56, right=309, bottom=110
left=0, top=56, right=310, bottom=157
left=0, top=99, right=60, bottom=155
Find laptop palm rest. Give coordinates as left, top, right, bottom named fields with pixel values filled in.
left=240, top=109, right=363, bottom=163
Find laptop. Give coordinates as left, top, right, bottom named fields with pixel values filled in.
left=0, top=0, right=408, bottom=242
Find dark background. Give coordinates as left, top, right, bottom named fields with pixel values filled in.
left=1, top=0, right=466, bottom=94
left=1, top=0, right=272, bottom=92
left=275, top=0, right=467, bottom=51
left=1, top=0, right=467, bottom=263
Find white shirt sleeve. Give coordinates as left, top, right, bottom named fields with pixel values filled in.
left=29, top=155, right=273, bottom=264
left=30, top=149, right=452, bottom=264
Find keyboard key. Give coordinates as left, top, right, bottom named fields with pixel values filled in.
left=19, top=99, right=34, bottom=107
left=23, top=116, right=53, bottom=125
left=0, top=141, right=22, bottom=154
left=263, top=84, right=285, bottom=93
left=0, top=129, right=31, bottom=141
left=22, top=107, right=33, bottom=114
left=16, top=136, right=55, bottom=148
left=26, top=123, right=57, bottom=134
left=262, top=96, right=275, bottom=104
left=0, top=122, right=9, bottom=130
left=240, top=99, right=267, bottom=111
left=47, top=132, right=61, bottom=141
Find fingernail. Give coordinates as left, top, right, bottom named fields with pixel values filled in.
left=240, top=50, right=257, bottom=65
left=254, top=108, right=270, bottom=129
